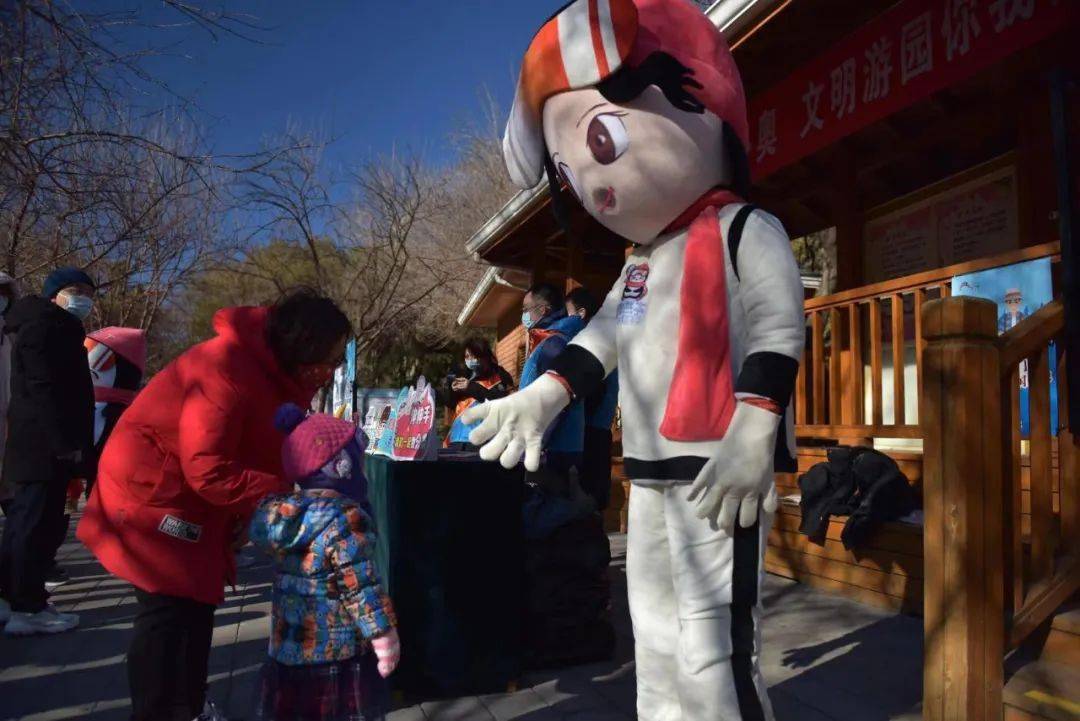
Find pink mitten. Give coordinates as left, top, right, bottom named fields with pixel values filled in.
left=371, top=628, right=400, bottom=678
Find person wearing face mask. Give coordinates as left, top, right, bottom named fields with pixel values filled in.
left=76, top=287, right=352, bottom=721
left=444, top=337, right=514, bottom=450
left=516, top=283, right=586, bottom=492
left=0, top=267, right=95, bottom=636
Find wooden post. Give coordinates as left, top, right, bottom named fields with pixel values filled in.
left=922, top=296, right=1004, bottom=721
left=1059, top=349, right=1079, bottom=554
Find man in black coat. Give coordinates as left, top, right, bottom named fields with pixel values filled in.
left=0, top=267, right=95, bottom=636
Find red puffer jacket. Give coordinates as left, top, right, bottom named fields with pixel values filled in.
left=78, top=306, right=313, bottom=605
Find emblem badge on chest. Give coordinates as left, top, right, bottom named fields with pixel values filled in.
left=617, top=263, right=650, bottom=326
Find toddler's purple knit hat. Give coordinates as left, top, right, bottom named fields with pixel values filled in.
left=275, top=404, right=357, bottom=485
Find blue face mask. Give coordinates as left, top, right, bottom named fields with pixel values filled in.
left=60, top=293, right=93, bottom=321
left=465, top=358, right=480, bottom=372
left=522, top=311, right=536, bottom=329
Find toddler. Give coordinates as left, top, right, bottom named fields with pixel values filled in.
left=250, top=404, right=399, bottom=721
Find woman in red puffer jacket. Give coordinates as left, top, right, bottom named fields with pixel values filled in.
left=78, top=288, right=352, bottom=721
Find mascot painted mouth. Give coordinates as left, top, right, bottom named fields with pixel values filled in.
left=463, top=1, right=806, bottom=718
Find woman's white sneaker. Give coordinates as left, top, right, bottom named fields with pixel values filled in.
left=4, top=608, right=79, bottom=635
left=43, top=603, right=79, bottom=626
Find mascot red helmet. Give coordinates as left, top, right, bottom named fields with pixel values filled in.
left=504, top=0, right=749, bottom=189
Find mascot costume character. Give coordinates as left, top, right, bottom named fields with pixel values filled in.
left=462, top=1, right=805, bottom=719
left=85, top=327, right=146, bottom=487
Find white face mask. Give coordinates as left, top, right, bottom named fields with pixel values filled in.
left=58, top=291, right=93, bottom=320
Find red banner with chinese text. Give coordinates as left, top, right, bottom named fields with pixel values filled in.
left=748, top=0, right=1077, bottom=181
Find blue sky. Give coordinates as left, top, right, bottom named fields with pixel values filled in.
left=127, top=1, right=568, bottom=169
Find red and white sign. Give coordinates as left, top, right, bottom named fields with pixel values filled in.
left=749, top=0, right=1077, bottom=181
left=392, top=384, right=437, bottom=461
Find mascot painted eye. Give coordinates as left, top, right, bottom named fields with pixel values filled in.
left=586, top=112, right=629, bottom=164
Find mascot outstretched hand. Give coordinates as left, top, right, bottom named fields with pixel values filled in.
left=462, top=1, right=804, bottom=719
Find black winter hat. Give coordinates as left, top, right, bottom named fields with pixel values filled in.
left=42, top=267, right=95, bottom=299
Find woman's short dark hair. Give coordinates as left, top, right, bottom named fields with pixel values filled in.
left=566, top=286, right=600, bottom=320
left=267, top=287, right=353, bottom=376
left=464, top=336, right=495, bottom=363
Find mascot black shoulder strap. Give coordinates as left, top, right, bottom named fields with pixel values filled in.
left=727, top=203, right=757, bottom=282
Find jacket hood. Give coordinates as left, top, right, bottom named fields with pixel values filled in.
left=546, top=313, right=585, bottom=339
left=533, top=307, right=567, bottom=331
left=253, top=494, right=344, bottom=555
left=4, top=295, right=72, bottom=333
left=212, top=306, right=305, bottom=400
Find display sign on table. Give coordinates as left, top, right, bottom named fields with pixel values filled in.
left=952, top=257, right=1057, bottom=435
left=368, top=378, right=439, bottom=461
left=373, top=387, right=409, bottom=457
left=391, top=376, right=439, bottom=461
left=331, top=338, right=357, bottom=420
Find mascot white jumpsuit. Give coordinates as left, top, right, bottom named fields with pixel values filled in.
left=463, top=1, right=805, bottom=719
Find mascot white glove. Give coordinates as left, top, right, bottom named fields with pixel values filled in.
left=462, top=373, right=571, bottom=471
left=687, top=401, right=781, bottom=534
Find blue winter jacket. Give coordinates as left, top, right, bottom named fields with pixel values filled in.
left=519, top=311, right=585, bottom=459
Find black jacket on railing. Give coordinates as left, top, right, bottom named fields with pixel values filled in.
left=798, top=445, right=918, bottom=550
left=1, top=296, right=94, bottom=485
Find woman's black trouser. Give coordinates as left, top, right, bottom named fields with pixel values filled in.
left=128, top=588, right=216, bottom=721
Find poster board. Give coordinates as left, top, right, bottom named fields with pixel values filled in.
left=864, top=162, right=1018, bottom=282
left=331, top=338, right=357, bottom=421
left=391, top=376, right=439, bottom=461
left=952, top=257, right=1057, bottom=435
left=373, top=387, right=409, bottom=457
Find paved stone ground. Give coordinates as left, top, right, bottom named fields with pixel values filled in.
left=0, top=518, right=924, bottom=720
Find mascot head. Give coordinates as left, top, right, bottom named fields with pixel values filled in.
left=503, top=0, right=749, bottom=245
left=85, top=327, right=147, bottom=394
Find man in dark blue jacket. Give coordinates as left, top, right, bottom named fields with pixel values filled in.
left=518, top=283, right=585, bottom=477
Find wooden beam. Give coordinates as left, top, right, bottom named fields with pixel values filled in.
left=829, top=308, right=843, bottom=424
left=811, top=311, right=825, bottom=425
left=892, top=293, right=906, bottom=426
left=870, top=299, right=883, bottom=426
left=1059, top=349, right=1079, bottom=553
left=846, top=302, right=864, bottom=425
left=1029, top=346, right=1054, bottom=583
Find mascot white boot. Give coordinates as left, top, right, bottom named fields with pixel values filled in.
left=463, top=1, right=804, bottom=718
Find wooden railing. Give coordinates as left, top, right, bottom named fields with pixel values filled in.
left=921, top=295, right=1079, bottom=721
left=796, top=242, right=1060, bottom=444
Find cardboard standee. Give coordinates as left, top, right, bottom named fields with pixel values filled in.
left=391, top=376, right=439, bottom=461
left=373, top=387, right=409, bottom=457
left=368, top=378, right=439, bottom=461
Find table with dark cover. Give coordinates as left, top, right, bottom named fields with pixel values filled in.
left=363, top=453, right=525, bottom=697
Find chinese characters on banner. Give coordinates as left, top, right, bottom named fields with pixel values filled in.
left=749, top=0, right=1076, bottom=181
